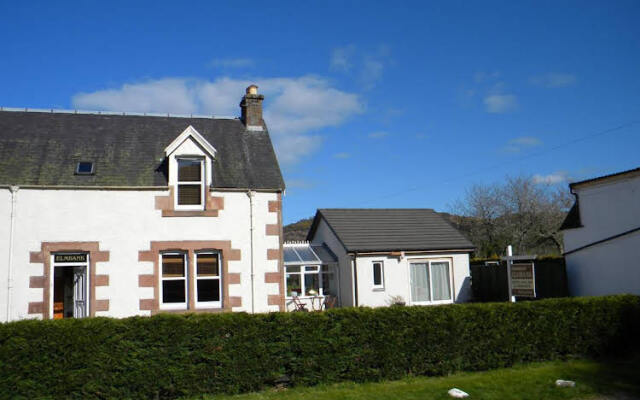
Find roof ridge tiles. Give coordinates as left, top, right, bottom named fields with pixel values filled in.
left=0, top=107, right=238, bottom=120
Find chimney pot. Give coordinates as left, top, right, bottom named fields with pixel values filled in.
left=247, top=85, right=258, bottom=95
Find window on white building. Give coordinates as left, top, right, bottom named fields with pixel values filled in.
left=372, top=261, right=385, bottom=290
left=160, top=253, right=187, bottom=309
left=285, top=265, right=335, bottom=297
left=176, top=158, right=204, bottom=208
left=409, top=260, right=452, bottom=304
left=195, top=252, right=222, bottom=308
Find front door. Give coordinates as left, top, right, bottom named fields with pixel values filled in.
left=52, top=253, right=89, bottom=319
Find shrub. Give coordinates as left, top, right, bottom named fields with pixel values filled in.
left=0, top=295, right=638, bottom=399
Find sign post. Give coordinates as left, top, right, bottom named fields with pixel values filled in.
left=503, top=246, right=536, bottom=302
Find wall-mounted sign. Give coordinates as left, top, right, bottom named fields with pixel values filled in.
left=54, top=254, right=87, bottom=263
left=510, top=263, right=535, bottom=297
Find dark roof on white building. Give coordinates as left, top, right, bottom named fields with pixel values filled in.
left=0, top=110, right=284, bottom=190
left=307, top=208, right=475, bottom=253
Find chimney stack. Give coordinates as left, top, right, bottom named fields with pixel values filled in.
left=240, top=85, right=264, bottom=131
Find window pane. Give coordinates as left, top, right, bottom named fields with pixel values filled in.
left=284, top=247, right=301, bottom=263
left=373, top=262, right=382, bottom=286
left=197, top=254, right=219, bottom=276
left=286, top=265, right=300, bottom=273
left=304, top=265, right=319, bottom=272
left=197, top=279, right=220, bottom=302
left=162, top=254, right=185, bottom=277
left=411, top=263, right=430, bottom=302
left=286, top=274, right=301, bottom=297
left=178, top=184, right=201, bottom=205
left=304, top=273, right=319, bottom=296
left=178, top=159, right=201, bottom=182
left=295, top=247, right=320, bottom=263
left=431, top=262, right=451, bottom=301
left=162, top=280, right=185, bottom=303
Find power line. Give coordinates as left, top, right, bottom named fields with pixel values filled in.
left=359, top=119, right=639, bottom=206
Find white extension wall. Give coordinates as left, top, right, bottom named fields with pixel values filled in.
left=0, top=187, right=281, bottom=322
left=563, top=173, right=640, bottom=296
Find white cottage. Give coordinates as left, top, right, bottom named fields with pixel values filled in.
left=560, top=167, right=640, bottom=296
left=304, top=209, right=475, bottom=308
left=0, top=85, right=286, bottom=322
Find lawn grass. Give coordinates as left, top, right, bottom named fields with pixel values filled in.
left=192, top=357, right=640, bottom=400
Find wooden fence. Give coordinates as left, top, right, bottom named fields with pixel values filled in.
left=470, top=258, right=569, bottom=302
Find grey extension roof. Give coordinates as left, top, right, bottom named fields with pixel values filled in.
left=307, top=209, right=475, bottom=253
left=0, top=110, right=284, bottom=190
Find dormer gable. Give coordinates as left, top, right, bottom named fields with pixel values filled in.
left=164, top=125, right=217, bottom=158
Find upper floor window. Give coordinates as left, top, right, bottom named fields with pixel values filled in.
left=177, top=158, right=204, bottom=208
left=75, top=161, right=95, bottom=175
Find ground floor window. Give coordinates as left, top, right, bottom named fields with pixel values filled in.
left=195, top=252, right=222, bottom=307
left=160, top=250, right=223, bottom=310
left=52, top=253, right=89, bottom=319
left=410, top=260, right=452, bottom=304
left=161, top=253, right=187, bottom=309
left=286, top=265, right=335, bottom=297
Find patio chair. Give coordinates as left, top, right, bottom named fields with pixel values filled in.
left=291, top=296, right=308, bottom=312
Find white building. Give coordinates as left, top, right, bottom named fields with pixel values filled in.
left=302, top=209, right=474, bottom=308
left=561, top=167, right=640, bottom=296
left=0, top=85, right=286, bottom=322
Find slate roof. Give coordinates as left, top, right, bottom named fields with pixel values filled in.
left=0, top=110, right=284, bottom=189
left=307, top=209, right=475, bottom=252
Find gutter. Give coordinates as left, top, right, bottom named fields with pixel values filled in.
left=5, top=186, right=18, bottom=322
left=247, top=190, right=256, bottom=313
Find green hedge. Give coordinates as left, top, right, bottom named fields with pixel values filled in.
left=1, top=295, right=638, bottom=399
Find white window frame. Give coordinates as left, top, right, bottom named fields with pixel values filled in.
left=285, top=264, right=326, bottom=298
left=194, top=251, right=222, bottom=309
left=372, top=260, right=385, bottom=290
left=175, top=157, right=205, bottom=211
left=408, top=258, right=454, bottom=305
left=50, top=253, right=90, bottom=319
left=159, top=252, right=188, bottom=310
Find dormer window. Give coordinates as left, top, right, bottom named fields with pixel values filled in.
left=177, top=158, right=204, bottom=208
left=75, top=161, right=95, bottom=175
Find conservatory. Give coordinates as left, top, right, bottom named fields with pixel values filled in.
left=283, top=242, right=339, bottom=311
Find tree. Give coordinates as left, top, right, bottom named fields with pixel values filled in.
left=449, top=175, right=572, bottom=257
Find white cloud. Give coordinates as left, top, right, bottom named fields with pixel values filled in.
left=333, top=152, right=350, bottom=159
left=73, top=79, right=198, bottom=114
left=502, top=136, right=543, bottom=153
left=530, top=73, right=577, bottom=88
left=474, top=71, right=501, bottom=83
left=210, top=58, right=254, bottom=68
left=484, top=94, right=517, bottom=113
left=330, top=45, right=355, bottom=72
left=72, top=76, right=363, bottom=165
left=368, top=131, right=388, bottom=139
left=533, top=171, right=569, bottom=185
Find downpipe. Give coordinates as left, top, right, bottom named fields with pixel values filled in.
left=6, top=186, right=18, bottom=322
left=247, top=190, right=255, bottom=314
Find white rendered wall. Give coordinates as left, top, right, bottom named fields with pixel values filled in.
left=309, top=218, right=352, bottom=307
left=565, top=229, right=640, bottom=296
left=354, top=252, right=471, bottom=307
left=563, top=175, right=640, bottom=252
left=2, top=187, right=279, bottom=321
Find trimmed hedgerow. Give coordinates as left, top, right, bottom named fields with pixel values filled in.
left=0, top=295, right=638, bottom=399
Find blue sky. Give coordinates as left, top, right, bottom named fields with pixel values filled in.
left=1, top=1, right=639, bottom=224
